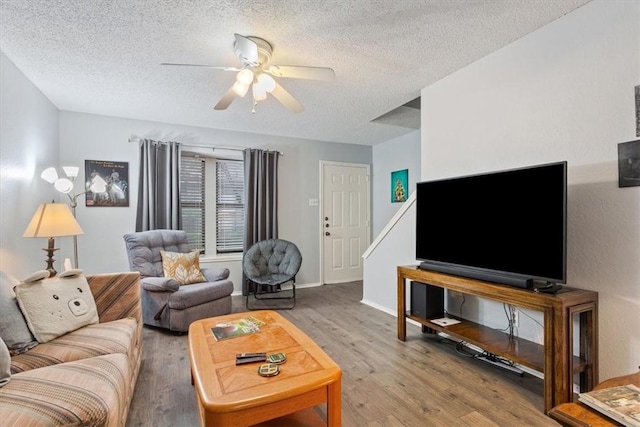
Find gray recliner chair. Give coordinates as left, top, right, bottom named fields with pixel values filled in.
left=243, top=239, right=302, bottom=310
left=123, top=229, right=233, bottom=332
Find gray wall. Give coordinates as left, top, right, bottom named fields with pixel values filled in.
left=0, top=52, right=61, bottom=277
left=56, top=111, right=372, bottom=289
left=372, top=130, right=420, bottom=236
left=419, top=0, right=639, bottom=380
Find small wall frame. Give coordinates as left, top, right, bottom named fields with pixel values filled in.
left=618, top=140, right=640, bottom=188
left=391, top=169, right=408, bottom=203
left=85, top=159, right=130, bottom=206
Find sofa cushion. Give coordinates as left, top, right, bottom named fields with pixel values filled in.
left=0, top=271, right=37, bottom=354
left=0, top=337, right=10, bottom=387
left=0, top=353, right=131, bottom=427
left=15, top=271, right=99, bottom=343
left=10, top=317, right=137, bottom=374
left=161, top=250, right=205, bottom=285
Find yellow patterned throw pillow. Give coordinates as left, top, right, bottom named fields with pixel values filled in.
left=161, top=250, right=205, bottom=285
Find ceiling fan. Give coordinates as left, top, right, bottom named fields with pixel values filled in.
left=162, top=33, right=335, bottom=114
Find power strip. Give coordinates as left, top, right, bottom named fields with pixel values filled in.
left=475, top=355, right=525, bottom=376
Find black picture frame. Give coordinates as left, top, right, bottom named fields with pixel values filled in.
left=635, top=85, right=640, bottom=137
left=84, top=160, right=130, bottom=206
left=618, top=140, right=640, bottom=188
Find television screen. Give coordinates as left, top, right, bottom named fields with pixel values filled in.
left=416, top=161, right=567, bottom=288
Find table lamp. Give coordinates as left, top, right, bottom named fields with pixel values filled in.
left=23, top=202, right=84, bottom=277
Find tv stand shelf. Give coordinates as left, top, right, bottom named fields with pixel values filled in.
left=397, top=265, right=598, bottom=413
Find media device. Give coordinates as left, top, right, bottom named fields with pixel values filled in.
left=416, top=161, right=567, bottom=289
left=410, top=282, right=444, bottom=319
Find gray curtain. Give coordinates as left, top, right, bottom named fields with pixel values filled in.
left=135, top=139, right=182, bottom=231
left=242, top=148, right=279, bottom=295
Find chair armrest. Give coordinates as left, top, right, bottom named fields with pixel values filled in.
left=201, top=267, right=230, bottom=282
left=86, top=272, right=141, bottom=324
left=140, top=277, right=180, bottom=292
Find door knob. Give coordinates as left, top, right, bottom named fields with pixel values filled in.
left=325, top=232, right=330, bottom=236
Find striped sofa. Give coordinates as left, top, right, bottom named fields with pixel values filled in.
left=0, top=272, right=142, bottom=427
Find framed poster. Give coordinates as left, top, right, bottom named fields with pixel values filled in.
left=635, top=85, right=639, bottom=137
left=618, top=140, right=640, bottom=188
left=391, top=169, right=408, bottom=203
left=85, top=160, right=129, bottom=206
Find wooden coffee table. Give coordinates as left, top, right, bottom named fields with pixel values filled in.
left=188, top=310, right=342, bottom=427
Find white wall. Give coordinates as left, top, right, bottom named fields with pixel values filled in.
left=420, top=0, right=639, bottom=380
left=0, top=52, right=61, bottom=278
left=372, top=130, right=421, bottom=236
left=58, top=112, right=372, bottom=292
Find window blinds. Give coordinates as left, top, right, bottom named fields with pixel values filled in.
left=216, top=159, right=245, bottom=252
left=180, top=156, right=206, bottom=253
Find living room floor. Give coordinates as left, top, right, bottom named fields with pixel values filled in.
left=126, top=282, right=559, bottom=426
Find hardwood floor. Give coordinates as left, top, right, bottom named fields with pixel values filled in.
left=126, top=282, right=560, bottom=426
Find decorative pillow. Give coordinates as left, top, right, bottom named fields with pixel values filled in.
left=0, top=270, right=37, bottom=354
left=0, top=337, right=10, bottom=387
left=161, top=250, right=205, bottom=285
left=15, top=270, right=99, bottom=343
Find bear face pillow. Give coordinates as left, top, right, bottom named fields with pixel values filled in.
left=15, top=270, right=99, bottom=343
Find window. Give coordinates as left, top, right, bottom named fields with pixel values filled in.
left=180, top=155, right=244, bottom=255
left=215, top=160, right=245, bottom=253
left=180, top=156, right=206, bottom=253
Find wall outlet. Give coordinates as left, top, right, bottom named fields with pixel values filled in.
left=511, top=309, right=519, bottom=327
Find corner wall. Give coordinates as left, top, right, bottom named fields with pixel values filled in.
left=372, top=130, right=420, bottom=236
left=420, top=0, right=639, bottom=379
left=0, top=52, right=60, bottom=277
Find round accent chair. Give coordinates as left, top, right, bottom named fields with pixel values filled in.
left=243, top=239, right=302, bottom=310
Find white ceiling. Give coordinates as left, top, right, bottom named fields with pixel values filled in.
left=0, top=0, right=590, bottom=146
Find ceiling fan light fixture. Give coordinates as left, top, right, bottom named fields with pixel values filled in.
left=257, top=73, right=276, bottom=93
left=236, top=69, right=254, bottom=85
left=252, top=84, right=267, bottom=102
left=232, top=81, right=250, bottom=97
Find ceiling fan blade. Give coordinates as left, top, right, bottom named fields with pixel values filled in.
left=161, top=63, right=241, bottom=71
left=234, top=33, right=259, bottom=65
left=213, top=87, right=239, bottom=110
left=266, top=65, right=335, bottom=81
left=270, top=82, right=304, bottom=114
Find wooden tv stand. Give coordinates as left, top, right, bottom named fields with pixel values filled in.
left=397, top=265, right=598, bottom=413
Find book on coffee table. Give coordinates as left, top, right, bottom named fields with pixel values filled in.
left=210, top=316, right=265, bottom=341
left=578, top=384, right=640, bottom=427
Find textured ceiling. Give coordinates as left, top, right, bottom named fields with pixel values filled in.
left=0, top=0, right=589, bottom=146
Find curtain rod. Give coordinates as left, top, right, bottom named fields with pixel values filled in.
left=128, top=137, right=283, bottom=156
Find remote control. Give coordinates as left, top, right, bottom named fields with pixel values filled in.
left=236, top=352, right=266, bottom=359
left=235, top=355, right=266, bottom=365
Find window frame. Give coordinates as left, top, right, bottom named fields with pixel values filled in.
left=179, top=153, right=245, bottom=258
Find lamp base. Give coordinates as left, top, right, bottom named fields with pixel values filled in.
left=43, top=237, right=59, bottom=277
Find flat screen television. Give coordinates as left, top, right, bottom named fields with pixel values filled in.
left=416, top=161, right=567, bottom=289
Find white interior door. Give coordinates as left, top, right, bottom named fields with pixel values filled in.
left=321, top=161, right=370, bottom=284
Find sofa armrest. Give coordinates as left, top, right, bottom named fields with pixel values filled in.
left=86, top=272, right=141, bottom=325
left=201, top=267, right=230, bottom=282
left=141, top=277, right=180, bottom=292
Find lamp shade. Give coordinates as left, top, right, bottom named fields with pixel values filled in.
left=53, top=178, right=74, bottom=194
left=23, top=203, right=84, bottom=238
left=62, top=166, right=79, bottom=179
left=40, top=167, right=59, bottom=184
